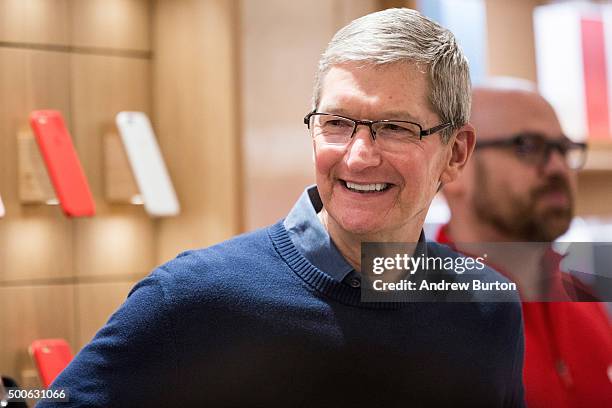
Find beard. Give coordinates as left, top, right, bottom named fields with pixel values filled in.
left=472, top=158, right=574, bottom=242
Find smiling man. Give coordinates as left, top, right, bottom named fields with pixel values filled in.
left=310, top=62, right=457, bottom=265
left=40, top=9, right=525, bottom=408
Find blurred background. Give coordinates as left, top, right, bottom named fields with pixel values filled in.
left=0, top=0, right=611, bottom=391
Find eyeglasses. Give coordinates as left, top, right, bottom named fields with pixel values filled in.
left=475, top=133, right=588, bottom=170
left=303, top=111, right=453, bottom=149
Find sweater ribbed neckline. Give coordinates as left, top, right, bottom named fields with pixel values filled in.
left=268, top=221, right=406, bottom=310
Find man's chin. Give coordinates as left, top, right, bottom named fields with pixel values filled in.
left=536, top=210, right=572, bottom=241
left=339, top=221, right=383, bottom=237
left=327, top=207, right=385, bottom=236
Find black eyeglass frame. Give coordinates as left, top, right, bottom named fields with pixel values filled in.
left=303, top=111, right=454, bottom=141
left=475, top=133, right=588, bottom=169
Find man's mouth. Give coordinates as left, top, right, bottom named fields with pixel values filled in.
left=534, top=177, right=571, bottom=205
left=341, top=180, right=392, bottom=193
left=538, top=189, right=570, bottom=206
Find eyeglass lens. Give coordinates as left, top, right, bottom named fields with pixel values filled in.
left=309, top=114, right=422, bottom=148
left=514, top=136, right=585, bottom=169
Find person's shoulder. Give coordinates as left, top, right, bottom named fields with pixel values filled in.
left=163, top=224, right=275, bottom=274
left=143, top=222, right=284, bottom=303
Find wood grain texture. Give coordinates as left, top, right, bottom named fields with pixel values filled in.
left=0, top=0, right=70, bottom=45
left=153, top=0, right=241, bottom=262
left=485, top=0, right=548, bottom=82
left=73, top=211, right=156, bottom=278
left=69, top=0, right=150, bottom=51
left=584, top=143, right=612, bottom=171
left=0, top=211, right=74, bottom=282
left=577, top=170, right=612, bottom=216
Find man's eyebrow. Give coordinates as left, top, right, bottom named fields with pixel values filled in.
left=321, top=107, right=420, bottom=122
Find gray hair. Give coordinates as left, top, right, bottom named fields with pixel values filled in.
left=312, top=8, right=471, bottom=142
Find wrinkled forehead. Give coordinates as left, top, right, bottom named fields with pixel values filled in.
left=471, top=89, right=563, bottom=140
left=320, top=62, right=429, bottom=97
left=318, top=62, right=436, bottom=121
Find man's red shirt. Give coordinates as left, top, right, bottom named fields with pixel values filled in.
left=436, top=226, right=612, bottom=408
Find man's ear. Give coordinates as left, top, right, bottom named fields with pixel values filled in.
left=439, top=123, right=476, bottom=186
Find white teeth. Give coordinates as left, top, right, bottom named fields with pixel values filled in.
left=346, top=181, right=388, bottom=192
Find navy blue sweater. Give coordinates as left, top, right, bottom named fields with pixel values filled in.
left=39, top=222, right=525, bottom=407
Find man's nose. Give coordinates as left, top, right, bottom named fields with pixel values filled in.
left=345, top=125, right=382, bottom=171
left=540, top=147, right=569, bottom=175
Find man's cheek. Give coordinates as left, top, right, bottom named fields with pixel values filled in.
left=314, top=145, right=344, bottom=176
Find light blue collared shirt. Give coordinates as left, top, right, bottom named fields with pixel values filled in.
left=283, top=186, right=362, bottom=287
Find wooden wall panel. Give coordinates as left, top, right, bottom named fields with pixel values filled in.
left=485, top=0, right=548, bottom=82
left=153, top=0, right=241, bottom=262
left=0, top=48, right=73, bottom=282
left=69, top=0, right=151, bottom=52
left=0, top=285, right=75, bottom=386
left=75, top=280, right=137, bottom=348
left=69, top=53, right=155, bottom=277
left=0, top=0, right=150, bottom=51
left=0, top=214, right=73, bottom=282
left=73, top=213, right=155, bottom=278
left=0, top=0, right=70, bottom=45
left=577, top=171, right=612, bottom=217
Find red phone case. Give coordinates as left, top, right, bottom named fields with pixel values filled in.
left=29, top=339, right=74, bottom=388
left=29, top=110, right=95, bottom=217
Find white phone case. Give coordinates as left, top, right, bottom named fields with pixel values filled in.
left=115, top=112, right=180, bottom=217
left=0, top=194, right=5, bottom=218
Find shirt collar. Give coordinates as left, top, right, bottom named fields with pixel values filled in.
left=284, top=186, right=355, bottom=282
left=284, top=185, right=429, bottom=283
